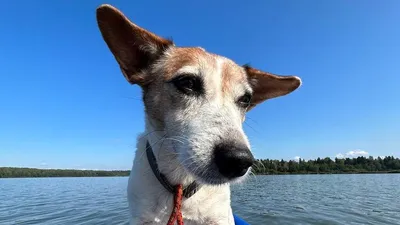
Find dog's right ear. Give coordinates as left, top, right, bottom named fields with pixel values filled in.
left=96, top=4, right=173, bottom=85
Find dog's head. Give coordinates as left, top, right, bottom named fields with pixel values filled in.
left=96, top=5, right=301, bottom=185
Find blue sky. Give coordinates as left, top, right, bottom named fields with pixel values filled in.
left=1, top=0, right=399, bottom=170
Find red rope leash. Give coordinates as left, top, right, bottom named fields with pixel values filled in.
left=167, top=184, right=184, bottom=225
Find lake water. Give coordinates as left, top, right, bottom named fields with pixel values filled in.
left=1, top=174, right=399, bottom=225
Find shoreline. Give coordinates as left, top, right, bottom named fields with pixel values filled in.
left=255, top=170, right=400, bottom=175
left=1, top=167, right=399, bottom=178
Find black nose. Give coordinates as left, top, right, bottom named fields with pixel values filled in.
left=214, top=142, right=255, bottom=179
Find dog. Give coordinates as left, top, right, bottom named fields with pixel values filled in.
left=96, top=4, right=301, bottom=225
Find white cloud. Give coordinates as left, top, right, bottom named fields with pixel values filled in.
left=335, top=153, right=345, bottom=158
left=336, top=150, right=369, bottom=158
left=39, top=162, right=48, bottom=168
left=347, top=150, right=369, bottom=157
left=294, top=156, right=301, bottom=162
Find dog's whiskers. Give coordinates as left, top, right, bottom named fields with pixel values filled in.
left=163, top=137, right=185, bottom=144
left=248, top=169, right=258, bottom=182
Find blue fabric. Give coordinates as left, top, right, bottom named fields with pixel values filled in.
left=233, top=214, right=250, bottom=225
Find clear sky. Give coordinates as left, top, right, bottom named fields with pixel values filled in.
left=1, top=0, right=399, bottom=170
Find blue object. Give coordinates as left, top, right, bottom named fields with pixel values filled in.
left=233, top=213, right=250, bottom=225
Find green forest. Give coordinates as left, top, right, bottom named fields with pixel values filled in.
left=1, top=156, right=399, bottom=178
left=0, top=167, right=130, bottom=178
left=253, top=156, right=400, bottom=174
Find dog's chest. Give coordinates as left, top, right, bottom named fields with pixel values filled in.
left=129, top=186, right=234, bottom=225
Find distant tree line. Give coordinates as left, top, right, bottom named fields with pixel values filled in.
left=1, top=156, right=400, bottom=178
left=253, top=156, right=400, bottom=174
left=0, top=167, right=130, bottom=178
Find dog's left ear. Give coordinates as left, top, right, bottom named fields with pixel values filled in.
left=244, top=65, right=302, bottom=111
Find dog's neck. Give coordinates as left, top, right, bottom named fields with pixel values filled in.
left=142, top=116, right=195, bottom=187
left=127, top=116, right=234, bottom=225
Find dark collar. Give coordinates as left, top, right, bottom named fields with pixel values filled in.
left=146, top=141, right=201, bottom=198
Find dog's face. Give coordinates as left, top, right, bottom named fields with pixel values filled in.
left=96, top=5, right=301, bottom=185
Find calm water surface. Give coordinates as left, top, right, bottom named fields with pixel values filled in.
left=0, top=174, right=399, bottom=225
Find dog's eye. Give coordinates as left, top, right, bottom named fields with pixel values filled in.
left=237, top=93, right=252, bottom=109
left=171, top=75, right=204, bottom=96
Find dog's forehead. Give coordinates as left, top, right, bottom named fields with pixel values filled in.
left=159, top=47, right=249, bottom=91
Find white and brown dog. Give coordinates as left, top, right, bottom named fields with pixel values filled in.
left=96, top=4, right=301, bottom=225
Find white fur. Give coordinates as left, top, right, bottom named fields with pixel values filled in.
left=127, top=55, right=251, bottom=225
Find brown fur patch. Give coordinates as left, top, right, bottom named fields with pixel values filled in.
left=160, top=47, right=216, bottom=81
left=221, top=60, right=248, bottom=96
left=159, top=47, right=248, bottom=98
